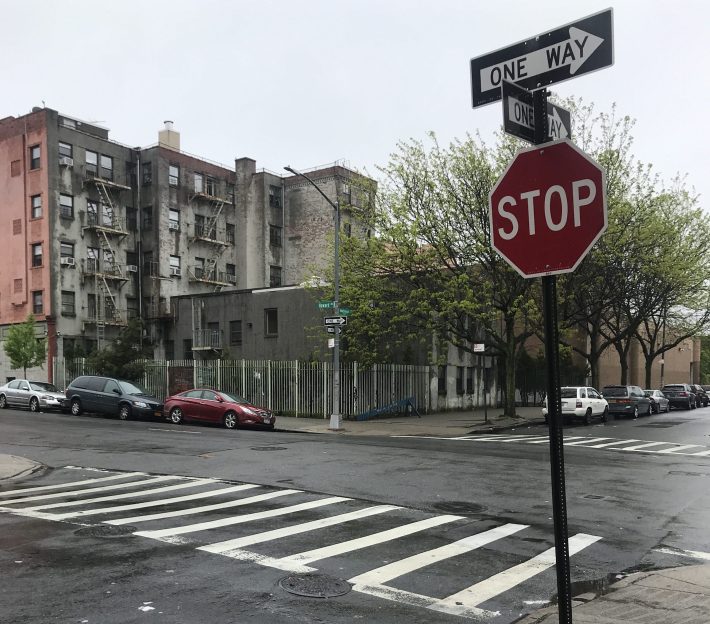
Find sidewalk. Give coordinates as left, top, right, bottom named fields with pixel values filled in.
left=3, top=408, right=710, bottom=623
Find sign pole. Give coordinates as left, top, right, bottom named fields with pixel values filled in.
left=534, top=88, right=572, bottom=623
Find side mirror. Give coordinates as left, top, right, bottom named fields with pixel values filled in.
left=113, top=388, right=121, bottom=395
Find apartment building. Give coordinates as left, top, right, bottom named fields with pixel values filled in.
left=0, top=106, right=372, bottom=380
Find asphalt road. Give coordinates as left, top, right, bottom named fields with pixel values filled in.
left=1, top=405, right=710, bottom=623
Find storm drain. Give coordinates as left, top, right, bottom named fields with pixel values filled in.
left=279, top=573, right=351, bottom=598
left=74, top=524, right=136, bottom=538
left=433, top=501, right=487, bottom=515
left=251, top=446, right=287, bottom=451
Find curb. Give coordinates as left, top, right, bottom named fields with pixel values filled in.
left=1, top=457, right=45, bottom=482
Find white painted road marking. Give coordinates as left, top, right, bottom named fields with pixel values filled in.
left=0, top=471, right=145, bottom=498
left=653, top=547, right=710, bottom=561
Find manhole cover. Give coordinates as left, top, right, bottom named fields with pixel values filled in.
left=74, top=524, right=136, bottom=538
left=432, top=501, right=487, bottom=515
left=251, top=446, right=287, bottom=451
left=279, top=573, right=351, bottom=598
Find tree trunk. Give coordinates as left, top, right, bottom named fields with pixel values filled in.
left=503, top=318, right=517, bottom=417
left=644, top=357, right=653, bottom=389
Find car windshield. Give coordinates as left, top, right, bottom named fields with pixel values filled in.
left=30, top=382, right=60, bottom=392
left=118, top=380, right=149, bottom=396
left=560, top=388, right=578, bottom=399
left=602, top=387, right=628, bottom=397
left=219, top=392, right=250, bottom=404
left=663, top=385, right=684, bottom=390
left=643, top=390, right=653, bottom=397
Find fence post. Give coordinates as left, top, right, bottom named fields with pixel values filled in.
left=352, top=361, right=358, bottom=419
left=267, top=360, right=272, bottom=411
left=166, top=360, right=170, bottom=398
left=295, top=360, right=299, bottom=419
left=217, top=358, right=222, bottom=391
left=323, top=363, right=328, bottom=419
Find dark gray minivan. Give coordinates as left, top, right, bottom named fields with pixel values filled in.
left=66, top=376, right=163, bottom=420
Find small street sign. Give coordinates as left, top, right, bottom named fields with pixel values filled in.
left=470, top=8, right=613, bottom=108
left=473, top=343, right=485, bottom=353
left=324, top=316, right=348, bottom=326
left=489, top=138, right=607, bottom=278
left=502, top=81, right=571, bottom=143
left=339, top=307, right=351, bottom=316
left=318, top=300, right=335, bottom=309
left=326, top=327, right=342, bottom=334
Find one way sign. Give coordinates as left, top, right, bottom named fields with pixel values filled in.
left=502, top=80, right=571, bottom=143
left=470, top=8, right=613, bottom=108
left=324, top=316, right=347, bottom=326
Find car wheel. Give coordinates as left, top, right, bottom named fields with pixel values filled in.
left=651, top=402, right=658, bottom=414
left=118, top=404, right=131, bottom=420
left=0, top=395, right=6, bottom=409
left=223, top=411, right=238, bottom=430
left=70, top=399, right=82, bottom=416
left=169, top=407, right=184, bottom=425
left=583, top=408, right=592, bottom=425
left=29, top=397, right=40, bottom=412
left=664, top=403, right=670, bottom=413
left=601, top=407, right=609, bottom=422
left=632, top=406, right=639, bottom=419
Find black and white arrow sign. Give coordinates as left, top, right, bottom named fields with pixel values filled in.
left=324, top=316, right=348, bottom=326
left=502, top=80, right=571, bottom=143
left=470, top=8, right=613, bottom=108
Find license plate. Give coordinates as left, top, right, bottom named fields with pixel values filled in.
left=154, top=411, right=162, bottom=418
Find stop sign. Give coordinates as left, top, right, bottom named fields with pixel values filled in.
left=489, top=139, right=607, bottom=278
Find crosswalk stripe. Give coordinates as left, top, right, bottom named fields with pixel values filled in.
left=0, top=471, right=145, bottom=498
left=199, top=504, right=401, bottom=556
left=618, top=441, right=673, bottom=452
left=106, top=489, right=300, bottom=525
left=20, top=478, right=216, bottom=512
left=0, top=475, right=181, bottom=506
left=690, top=449, right=710, bottom=456
left=564, top=437, right=613, bottom=446
left=428, top=533, right=602, bottom=616
left=48, top=484, right=260, bottom=520
left=586, top=439, right=641, bottom=448
left=656, top=444, right=703, bottom=454
left=349, top=523, right=528, bottom=586
left=503, top=436, right=550, bottom=443
left=262, top=514, right=465, bottom=573
left=133, top=496, right=350, bottom=539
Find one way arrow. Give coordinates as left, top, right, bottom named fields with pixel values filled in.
left=480, top=27, right=604, bottom=92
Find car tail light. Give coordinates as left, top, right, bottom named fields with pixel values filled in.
left=680, top=392, right=688, bottom=397
left=576, top=400, right=582, bottom=408
left=618, top=398, right=631, bottom=403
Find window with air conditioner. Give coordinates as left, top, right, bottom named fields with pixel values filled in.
left=169, top=255, right=181, bottom=277
left=59, top=142, right=72, bottom=159
left=169, top=209, right=180, bottom=231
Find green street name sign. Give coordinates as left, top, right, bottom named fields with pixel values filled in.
left=318, top=300, right=335, bottom=309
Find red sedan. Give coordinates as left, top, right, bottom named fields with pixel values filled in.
left=163, top=389, right=275, bottom=430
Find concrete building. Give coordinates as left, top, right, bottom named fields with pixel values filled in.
left=0, top=106, right=371, bottom=381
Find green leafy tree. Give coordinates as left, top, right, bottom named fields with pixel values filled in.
left=87, top=319, right=149, bottom=381
left=4, top=314, right=46, bottom=378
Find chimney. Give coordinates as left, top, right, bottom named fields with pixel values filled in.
left=158, top=120, right=180, bottom=150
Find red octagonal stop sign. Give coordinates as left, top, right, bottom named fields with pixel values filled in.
left=489, top=139, right=607, bottom=278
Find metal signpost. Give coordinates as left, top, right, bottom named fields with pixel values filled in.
left=502, top=80, right=571, bottom=143
left=472, top=9, right=613, bottom=623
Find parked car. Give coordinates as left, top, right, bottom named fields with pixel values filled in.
left=65, top=376, right=163, bottom=420
left=0, top=379, right=67, bottom=412
left=660, top=384, right=697, bottom=410
left=644, top=389, right=670, bottom=414
left=691, top=384, right=709, bottom=407
left=541, top=386, right=609, bottom=425
left=164, top=389, right=275, bottom=430
left=601, top=385, right=652, bottom=418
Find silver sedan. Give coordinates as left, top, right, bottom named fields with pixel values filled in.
left=644, top=389, right=670, bottom=414
left=0, top=379, right=67, bottom=412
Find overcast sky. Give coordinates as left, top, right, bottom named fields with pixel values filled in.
left=3, top=0, right=706, bottom=206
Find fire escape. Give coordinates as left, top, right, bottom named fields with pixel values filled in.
left=82, top=175, right=131, bottom=349
left=187, top=175, right=232, bottom=292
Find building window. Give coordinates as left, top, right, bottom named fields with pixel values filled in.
left=126, top=207, right=137, bottom=231
left=226, top=223, right=235, bottom=244
left=194, top=172, right=203, bottom=193
left=14, top=278, right=22, bottom=293
left=126, top=298, right=138, bottom=319
left=61, top=291, right=75, bottom=316
left=100, top=154, right=113, bottom=180
left=269, top=266, right=282, bottom=287
left=31, top=195, right=42, bottom=219
left=194, top=256, right=205, bottom=279
left=29, top=145, right=40, bottom=170
left=59, top=194, right=73, bottom=218
left=269, top=185, right=282, bottom=209
left=230, top=320, right=243, bottom=346
left=31, top=243, right=43, bottom=267
left=226, top=263, right=236, bottom=284
left=87, top=247, right=99, bottom=273
left=60, top=241, right=74, bottom=258
left=169, top=209, right=180, bottom=230
left=456, top=366, right=465, bottom=395
left=264, top=308, right=278, bottom=336
left=143, top=251, right=153, bottom=276
left=142, top=162, right=152, bottom=185
left=226, top=183, right=235, bottom=204
left=85, top=150, right=98, bottom=176
left=269, top=225, right=282, bottom=247
left=32, top=291, right=43, bottom=314
left=169, top=164, right=179, bottom=187
left=142, top=206, right=153, bottom=228
left=205, top=176, right=216, bottom=196
left=183, top=339, right=193, bottom=360
left=87, top=294, right=96, bottom=319
left=58, top=142, right=73, bottom=159
left=438, top=365, right=447, bottom=396
left=169, top=255, right=181, bottom=276
left=466, top=367, right=474, bottom=394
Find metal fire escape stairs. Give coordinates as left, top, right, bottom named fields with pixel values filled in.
left=188, top=190, right=230, bottom=292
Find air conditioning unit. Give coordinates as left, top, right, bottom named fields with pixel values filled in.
left=168, top=221, right=179, bottom=231
left=226, top=274, right=237, bottom=284
left=170, top=267, right=182, bottom=277
left=125, top=264, right=138, bottom=273
left=59, top=156, right=74, bottom=167
left=60, top=257, right=75, bottom=267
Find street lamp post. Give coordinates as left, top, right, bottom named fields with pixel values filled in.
left=284, top=166, right=342, bottom=430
